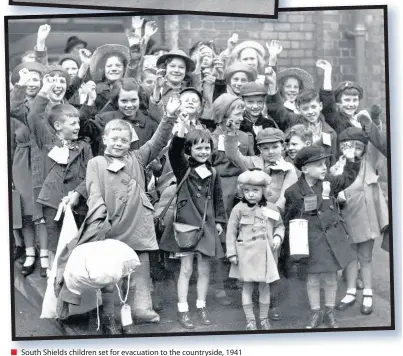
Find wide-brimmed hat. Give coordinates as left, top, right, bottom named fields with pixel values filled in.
left=89, top=44, right=130, bottom=82
left=64, top=36, right=87, bottom=53
left=58, top=53, right=81, bottom=67
left=156, top=49, right=196, bottom=72
left=11, top=61, right=46, bottom=85
left=46, top=65, right=71, bottom=87
left=224, top=63, right=258, bottom=82
left=231, top=41, right=265, bottom=58
left=277, top=68, right=314, bottom=90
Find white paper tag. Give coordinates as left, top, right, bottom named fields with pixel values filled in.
left=262, top=207, right=280, bottom=221
left=130, top=125, right=139, bottom=143
left=322, top=132, right=332, bottom=146
left=218, top=135, right=225, bottom=152
left=194, top=164, right=212, bottom=179
left=322, top=181, right=331, bottom=199
left=253, top=125, right=263, bottom=136
left=48, top=146, right=69, bottom=165
left=107, top=160, right=126, bottom=173
left=256, top=75, right=265, bottom=85
left=289, top=219, right=309, bottom=257
left=120, top=304, right=133, bottom=327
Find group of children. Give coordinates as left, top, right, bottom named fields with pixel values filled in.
left=9, top=17, right=389, bottom=335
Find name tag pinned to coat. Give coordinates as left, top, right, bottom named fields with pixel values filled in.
left=194, top=164, right=212, bottom=180
left=48, top=146, right=69, bottom=165
left=322, top=181, right=331, bottom=199
left=129, top=125, right=139, bottom=143
left=262, top=207, right=280, bottom=221
left=253, top=125, right=263, bottom=136
left=107, top=160, right=126, bottom=173
left=304, top=195, right=318, bottom=212
left=322, top=132, right=332, bottom=146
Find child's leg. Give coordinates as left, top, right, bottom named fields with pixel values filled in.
left=338, top=259, right=358, bottom=307
left=242, top=281, right=257, bottom=330
left=322, top=272, right=339, bottom=328
left=195, top=254, right=212, bottom=325
left=100, top=284, right=120, bottom=335
left=21, top=217, right=36, bottom=275
left=258, top=282, right=271, bottom=329
left=305, top=273, right=323, bottom=329
left=357, top=240, right=375, bottom=313
left=13, top=229, right=25, bottom=262
left=212, top=245, right=232, bottom=306
left=269, top=249, right=282, bottom=320
left=177, top=254, right=195, bottom=329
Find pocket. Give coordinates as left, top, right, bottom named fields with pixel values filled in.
left=40, top=179, right=56, bottom=201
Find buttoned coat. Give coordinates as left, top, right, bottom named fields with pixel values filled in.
left=226, top=201, right=284, bottom=283
left=158, top=136, right=227, bottom=258
left=283, top=161, right=360, bottom=274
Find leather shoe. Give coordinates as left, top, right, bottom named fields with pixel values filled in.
left=336, top=293, right=356, bottom=311
left=305, top=309, right=323, bottom=329
left=268, top=307, right=282, bottom=321
left=246, top=320, right=257, bottom=331
left=21, top=255, right=36, bottom=277
left=361, top=295, right=373, bottom=315
left=197, top=307, right=212, bottom=325
left=323, top=307, right=339, bottom=328
left=132, top=308, right=160, bottom=323
left=177, top=311, right=195, bottom=329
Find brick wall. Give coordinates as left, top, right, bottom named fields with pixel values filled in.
left=174, top=9, right=386, bottom=123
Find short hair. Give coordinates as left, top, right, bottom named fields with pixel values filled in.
left=225, top=99, right=245, bottom=119
left=47, top=104, right=79, bottom=130
left=109, top=78, right=139, bottom=107
left=184, top=129, right=214, bottom=156
left=336, top=87, right=362, bottom=102
left=104, top=119, right=133, bottom=140
left=285, top=124, right=313, bottom=143
left=296, top=89, right=320, bottom=107
left=279, top=75, right=304, bottom=95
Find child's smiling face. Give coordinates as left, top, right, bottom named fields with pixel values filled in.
left=287, top=135, right=309, bottom=160
left=103, top=129, right=131, bottom=157
left=244, top=95, right=265, bottom=118
left=229, top=72, right=249, bottom=95
left=190, top=140, right=212, bottom=163
left=25, top=71, right=42, bottom=97
left=166, top=57, right=186, bottom=85
left=239, top=48, right=258, bottom=71
left=105, top=56, right=124, bottom=82
left=118, top=89, right=139, bottom=117
left=48, top=73, right=67, bottom=102
left=258, top=141, right=283, bottom=163
left=179, top=91, right=202, bottom=116
left=337, top=93, right=360, bottom=117
left=55, top=115, right=80, bottom=141
left=282, top=77, right=300, bottom=103
left=242, top=184, right=264, bottom=205
left=298, top=98, right=323, bottom=124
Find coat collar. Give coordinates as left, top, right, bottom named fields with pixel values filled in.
left=115, top=110, right=147, bottom=128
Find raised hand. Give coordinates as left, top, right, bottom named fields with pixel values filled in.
left=356, top=109, right=372, bottom=127
left=131, top=16, right=145, bottom=30
left=37, top=24, right=51, bottom=43
left=316, top=59, right=332, bottom=71
left=17, top=68, right=31, bottom=86
left=144, top=21, right=158, bottom=38
left=155, top=69, right=166, bottom=88
left=212, top=57, right=224, bottom=79
left=86, top=81, right=97, bottom=103
left=265, top=66, right=277, bottom=86
left=340, top=141, right=356, bottom=161
left=78, top=49, right=92, bottom=66
left=202, top=73, right=216, bottom=86
left=125, top=28, right=141, bottom=47
left=266, top=40, right=283, bottom=57
left=166, top=95, right=181, bottom=116
left=227, top=33, right=239, bottom=51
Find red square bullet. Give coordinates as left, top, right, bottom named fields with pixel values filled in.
left=11, top=350, right=17, bottom=355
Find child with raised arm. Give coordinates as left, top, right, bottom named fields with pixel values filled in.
left=226, top=170, right=284, bottom=330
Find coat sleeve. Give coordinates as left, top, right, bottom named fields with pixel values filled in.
left=213, top=79, right=227, bottom=102
left=272, top=214, right=285, bottom=243
left=363, top=121, right=387, bottom=157
left=226, top=205, right=240, bottom=259
left=320, top=89, right=342, bottom=132
left=275, top=167, right=298, bottom=213
left=246, top=132, right=255, bottom=156
left=168, top=135, right=189, bottom=183
left=74, top=145, right=93, bottom=200
left=65, top=76, right=82, bottom=101
left=137, top=115, right=176, bottom=168
left=26, top=94, right=53, bottom=149
left=328, top=160, right=361, bottom=195
left=224, top=134, right=255, bottom=172
left=148, top=96, right=164, bottom=123
left=213, top=172, right=227, bottom=225
left=266, top=91, right=290, bottom=132
left=35, top=46, right=48, bottom=66
left=10, top=84, right=29, bottom=124
left=78, top=104, right=101, bottom=140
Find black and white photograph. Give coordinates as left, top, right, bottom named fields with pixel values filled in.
left=6, top=6, right=394, bottom=340
left=9, top=0, right=278, bottom=16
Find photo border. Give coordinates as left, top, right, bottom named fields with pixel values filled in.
left=9, top=0, right=280, bottom=18
left=4, top=4, right=395, bottom=341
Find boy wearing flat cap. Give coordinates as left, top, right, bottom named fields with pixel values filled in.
left=283, top=145, right=361, bottom=329
left=239, top=82, right=278, bottom=153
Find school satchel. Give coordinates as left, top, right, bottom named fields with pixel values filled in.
left=154, top=168, right=191, bottom=238
left=173, top=176, right=211, bottom=249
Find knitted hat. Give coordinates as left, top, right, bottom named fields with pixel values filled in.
left=338, top=127, right=369, bottom=144
left=224, top=62, right=258, bottom=82
left=212, top=93, right=243, bottom=124
left=11, top=61, right=46, bottom=85
left=64, top=36, right=87, bottom=54
left=156, top=49, right=196, bottom=72
left=334, top=81, right=364, bottom=102
left=89, top=44, right=130, bottom=83
left=277, top=68, right=314, bottom=91
left=256, top=128, right=285, bottom=145
left=294, top=146, right=333, bottom=171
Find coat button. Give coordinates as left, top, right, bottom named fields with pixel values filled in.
left=197, top=186, right=202, bottom=190
left=329, top=205, right=334, bottom=210
left=252, top=237, right=256, bottom=241
left=196, top=193, right=201, bottom=198
left=61, top=168, right=65, bottom=172
left=262, top=228, right=266, bottom=232
left=317, top=211, right=322, bottom=216
left=252, top=228, right=256, bottom=232
left=121, top=179, right=128, bottom=185
left=121, top=197, right=127, bottom=203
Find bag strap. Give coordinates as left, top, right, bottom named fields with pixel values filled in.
left=157, top=167, right=192, bottom=221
